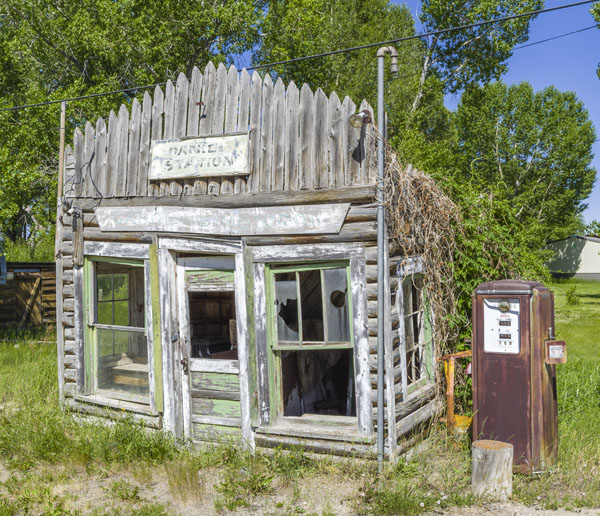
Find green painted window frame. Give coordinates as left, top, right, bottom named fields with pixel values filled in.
left=403, top=274, right=435, bottom=396
left=265, top=261, right=356, bottom=422
left=266, top=261, right=354, bottom=351
left=83, top=256, right=150, bottom=405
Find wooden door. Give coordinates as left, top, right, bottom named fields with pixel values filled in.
left=176, top=256, right=243, bottom=443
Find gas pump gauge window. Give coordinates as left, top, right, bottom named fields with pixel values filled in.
left=483, top=298, right=520, bottom=354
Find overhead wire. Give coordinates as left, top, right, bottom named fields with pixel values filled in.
left=0, top=0, right=596, bottom=114
left=363, top=23, right=599, bottom=89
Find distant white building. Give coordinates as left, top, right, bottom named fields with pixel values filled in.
left=547, top=235, right=600, bottom=280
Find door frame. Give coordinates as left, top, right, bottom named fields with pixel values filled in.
left=157, top=237, right=253, bottom=448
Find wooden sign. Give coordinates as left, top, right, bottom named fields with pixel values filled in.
left=95, top=204, right=350, bottom=236
left=149, top=133, right=249, bottom=180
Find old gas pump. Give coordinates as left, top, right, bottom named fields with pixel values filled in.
left=472, top=280, right=566, bottom=473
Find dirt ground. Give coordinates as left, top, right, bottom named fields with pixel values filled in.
left=0, top=462, right=359, bottom=515
left=2, top=462, right=600, bottom=515
left=425, top=504, right=600, bottom=516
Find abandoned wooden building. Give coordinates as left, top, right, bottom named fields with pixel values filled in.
left=56, top=62, right=438, bottom=460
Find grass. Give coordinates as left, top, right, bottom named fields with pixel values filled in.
left=361, top=278, right=600, bottom=515
left=511, top=279, right=600, bottom=508
left=0, top=279, right=598, bottom=514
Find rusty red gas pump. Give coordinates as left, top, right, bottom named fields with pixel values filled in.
left=472, top=280, right=566, bottom=473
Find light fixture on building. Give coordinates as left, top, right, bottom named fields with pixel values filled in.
left=348, top=109, right=372, bottom=128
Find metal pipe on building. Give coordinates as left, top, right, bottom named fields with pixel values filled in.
left=376, top=46, right=398, bottom=469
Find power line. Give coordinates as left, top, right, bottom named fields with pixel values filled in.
left=0, top=0, right=596, bottom=114
left=367, top=24, right=599, bottom=88
left=247, top=0, right=596, bottom=71
left=514, top=24, right=597, bottom=50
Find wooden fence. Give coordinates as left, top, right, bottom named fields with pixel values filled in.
left=65, top=62, right=377, bottom=200
left=0, top=263, right=56, bottom=326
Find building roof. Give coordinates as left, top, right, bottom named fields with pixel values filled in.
left=548, top=234, right=600, bottom=245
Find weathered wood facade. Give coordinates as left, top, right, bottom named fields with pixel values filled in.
left=56, top=62, right=438, bottom=459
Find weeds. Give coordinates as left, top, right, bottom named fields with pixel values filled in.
left=108, top=480, right=141, bottom=501
left=165, top=455, right=206, bottom=501
left=565, top=285, right=580, bottom=305
left=215, top=455, right=274, bottom=510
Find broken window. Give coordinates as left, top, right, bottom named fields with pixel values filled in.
left=184, top=267, right=238, bottom=360
left=402, top=275, right=426, bottom=386
left=273, top=265, right=350, bottom=347
left=270, top=263, right=355, bottom=419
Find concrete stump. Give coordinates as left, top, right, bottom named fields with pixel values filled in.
left=471, top=440, right=513, bottom=500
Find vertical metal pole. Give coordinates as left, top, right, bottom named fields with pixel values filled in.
left=375, top=46, right=398, bottom=470
left=376, top=52, right=386, bottom=469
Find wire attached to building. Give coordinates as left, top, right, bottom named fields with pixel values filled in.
left=0, top=0, right=596, bottom=114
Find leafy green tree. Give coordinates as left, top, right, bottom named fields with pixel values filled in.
left=0, top=0, right=265, bottom=255
left=585, top=220, right=600, bottom=237
left=452, top=82, right=596, bottom=242
left=412, top=0, right=543, bottom=112
left=400, top=81, right=595, bottom=328
left=257, top=0, right=423, bottom=132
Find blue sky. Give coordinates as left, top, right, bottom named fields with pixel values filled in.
left=395, top=0, right=600, bottom=224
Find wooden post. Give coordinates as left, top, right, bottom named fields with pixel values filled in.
left=445, top=356, right=455, bottom=428
left=472, top=440, right=513, bottom=500
left=56, top=101, right=66, bottom=405
left=18, top=277, right=41, bottom=328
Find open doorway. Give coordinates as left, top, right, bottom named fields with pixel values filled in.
left=188, top=290, right=237, bottom=360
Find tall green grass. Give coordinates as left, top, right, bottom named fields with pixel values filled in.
left=363, top=278, right=600, bottom=514
left=0, top=327, right=179, bottom=470
left=1, top=277, right=599, bottom=514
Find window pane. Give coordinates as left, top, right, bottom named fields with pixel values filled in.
left=281, top=349, right=355, bottom=417
left=189, top=291, right=238, bottom=360
left=98, top=327, right=116, bottom=356
left=275, top=273, right=299, bottom=344
left=97, top=274, right=113, bottom=301
left=114, top=300, right=130, bottom=326
left=299, top=270, right=324, bottom=342
left=412, top=310, right=422, bottom=347
left=323, top=268, right=350, bottom=343
left=402, top=277, right=413, bottom=315
left=407, top=349, right=415, bottom=384
left=404, top=314, right=415, bottom=351
left=112, top=273, right=129, bottom=300
left=97, top=328, right=148, bottom=397
left=97, top=301, right=114, bottom=325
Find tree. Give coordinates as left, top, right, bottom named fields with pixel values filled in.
left=412, top=0, right=543, bottom=112
left=0, top=0, right=265, bottom=253
left=451, top=82, right=596, bottom=243
left=585, top=220, right=600, bottom=237
left=256, top=0, right=423, bottom=132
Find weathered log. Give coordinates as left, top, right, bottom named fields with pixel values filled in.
left=75, top=185, right=376, bottom=211
left=472, top=440, right=513, bottom=500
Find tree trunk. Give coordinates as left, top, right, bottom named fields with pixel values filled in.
left=471, top=440, right=513, bottom=500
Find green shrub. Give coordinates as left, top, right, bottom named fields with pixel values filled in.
left=566, top=285, right=580, bottom=305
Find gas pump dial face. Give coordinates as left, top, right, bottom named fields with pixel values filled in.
left=482, top=298, right=520, bottom=354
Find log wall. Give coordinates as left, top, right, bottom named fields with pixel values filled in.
left=56, top=60, right=434, bottom=458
